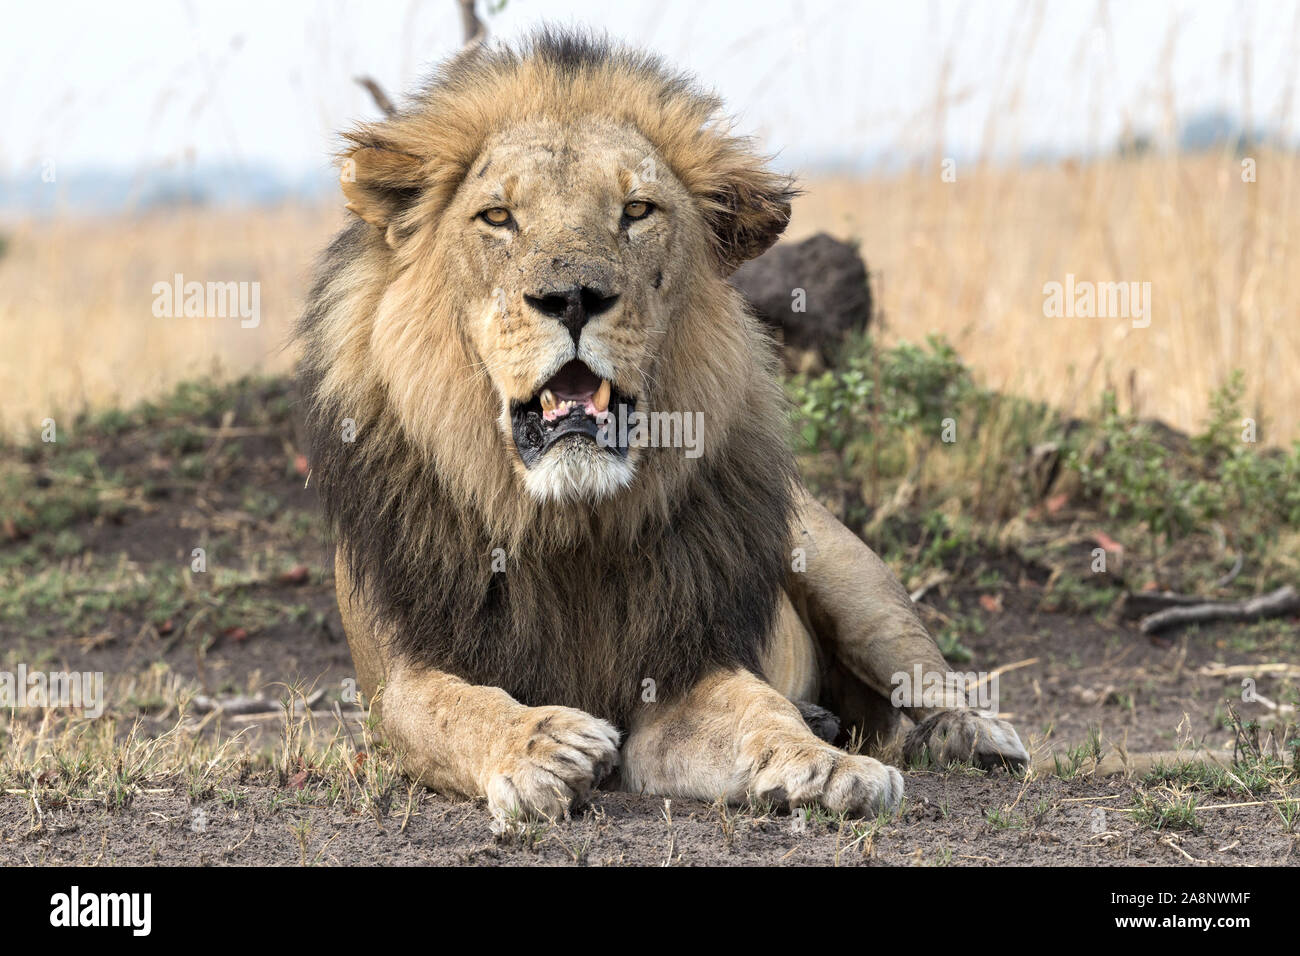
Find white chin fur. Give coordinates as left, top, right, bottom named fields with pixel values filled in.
left=522, top=441, right=636, bottom=504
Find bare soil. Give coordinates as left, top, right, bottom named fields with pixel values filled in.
left=3, top=767, right=1293, bottom=867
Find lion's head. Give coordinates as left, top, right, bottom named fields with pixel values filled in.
left=324, top=30, right=794, bottom=510
left=299, top=31, right=800, bottom=721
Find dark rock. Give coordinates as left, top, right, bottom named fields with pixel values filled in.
left=730, top=232, right=872, bottom=359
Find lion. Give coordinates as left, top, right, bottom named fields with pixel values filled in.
left=296, top=29, right=1028, bottom=824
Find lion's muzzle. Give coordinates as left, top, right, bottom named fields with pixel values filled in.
left=510, top=359, right=637, bottom=468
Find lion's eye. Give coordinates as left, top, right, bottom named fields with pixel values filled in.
left=479, top=207, right=513, bottom=227
left=622, top=200, right=654, bottom=221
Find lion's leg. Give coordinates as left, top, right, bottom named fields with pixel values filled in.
left=788, top=488, right=1028, bottom=770
left=381, top=664, right=620, bottom=823
left=762, top=593, right=840, bottom=743
left=762, top=592, right=822, bottom=702
left=336, top=552, right=619, bottom=823
left=620, top=668, right=902, bottom=815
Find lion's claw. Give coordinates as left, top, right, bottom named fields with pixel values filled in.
left=751, top=740, right=903, bottom=817
left=486, top=706, right=620, bottom=826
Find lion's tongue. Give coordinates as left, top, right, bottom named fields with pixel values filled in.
left=540, top=361, right=610, bottom=422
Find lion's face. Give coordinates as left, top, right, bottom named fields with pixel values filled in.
left=327, top=39, right=797, bottom=518
left=442, top=119, right=698, bottom=503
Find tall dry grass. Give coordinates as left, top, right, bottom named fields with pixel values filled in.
left=0, top=149, right=1296, bottom=444
left=0, top=204, right=343, bottom=442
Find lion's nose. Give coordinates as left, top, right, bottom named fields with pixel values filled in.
left=524, top=286, right=620, bottom=345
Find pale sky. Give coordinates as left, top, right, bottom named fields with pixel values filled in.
left=2, top=0, right=1297, bottom=185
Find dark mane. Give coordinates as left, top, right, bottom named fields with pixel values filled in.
left=299, top=343, right=794, bottom=726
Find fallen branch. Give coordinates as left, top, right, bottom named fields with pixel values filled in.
left=227, top=708, right=361, bottom=725
left=1199, top=662, right=1300, bottom=679
left=1102, top=749, right=1235, bottom=777
left=190, top=694, right=279, bottom=715
left=1110, top=797, right=1296, bottom=813
left=1140, top=585, right=1300, bottom=635
left=908, top=569, right=949, bottom=603
left=1119, top=590, right=1210, bottom=619
left=190, top=689, right=327, bottom=715
left=1031, top=749, right=1238, bottom=777
left=965, top=657, right=1039, bottom=692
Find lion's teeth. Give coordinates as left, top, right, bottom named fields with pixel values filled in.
left=539, top=389, right=557, bottom=413
left=594, top=379, right=611, bottom=413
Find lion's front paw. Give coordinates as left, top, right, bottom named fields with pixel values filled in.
left=904, top=710, right=1029, bottom=771
left=485, top=706, right=620, bottom=825
left=749, top=739, right=903, bottom=817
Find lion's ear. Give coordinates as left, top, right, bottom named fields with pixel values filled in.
left=339, top=146, right=423, bottom=245
left=700, top=166, right=797, bottom=276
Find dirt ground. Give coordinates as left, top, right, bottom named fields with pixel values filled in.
left=3, top=602, right=1295, bottom=866
left=4, top=769, right=1294, bottom=867
left=2, top=379, right=1297, bottom=866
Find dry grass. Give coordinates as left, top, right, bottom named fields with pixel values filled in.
left=0, top=204, right=344, bottom=443
left=0, top=679, right=397, bottom=823
left=1, top=148, right=1297, bottom=444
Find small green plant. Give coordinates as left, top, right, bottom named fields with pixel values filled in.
left=1068, top=377, right=1300, bottom=580
left=1030, top=798, right=1054, bottom=825
left=1274, top=796, right=1300, bottom=833
left=927, top=847, right=954, bottom=866
left=790, top=333, right=975, bottom=463
left=984, top=806, right=1023, bottom=830
left=1131, top=789, right=1201, bottom=832
left=1068, top=392, right=1203, bottom=570
left=935, top=626, right=974, bottom=664
left=1052, top=727, right=1104, bottom=779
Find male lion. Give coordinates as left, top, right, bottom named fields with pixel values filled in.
left=297, top=30, right=1027, bottom=824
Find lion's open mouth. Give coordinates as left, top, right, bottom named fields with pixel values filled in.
left=510, top=360, right=636, bottom=468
